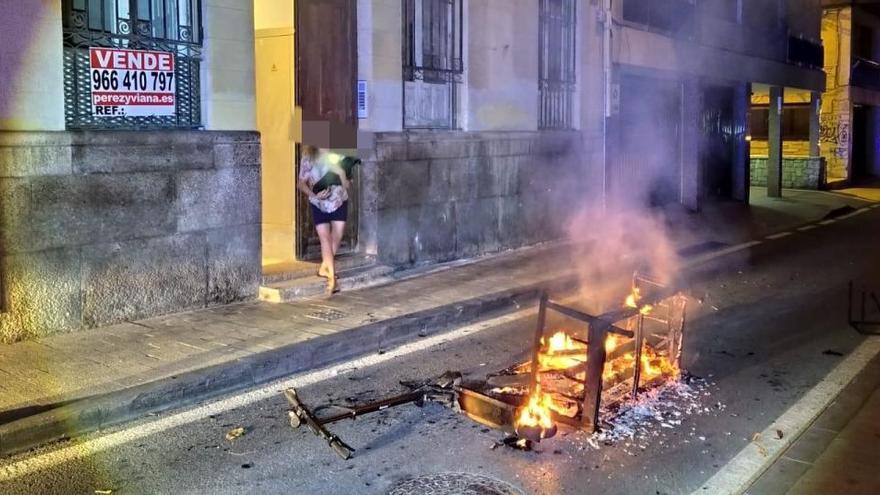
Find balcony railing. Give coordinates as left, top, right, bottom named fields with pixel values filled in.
left=787, top=36, right=824, bottom=70
left=851, top=57, right=880, bottom=91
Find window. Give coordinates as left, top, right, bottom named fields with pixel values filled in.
left=853, top=24, right=875, bottom=61
left=539, top=0, right=576, bottom=130
left=402, top=0, right=463, bottom=129
left=742, top=0, right=782, bottom=33
left=749, top=104, right=811, bottom=141
left=61, top=0, right=202, bottom=129
left=701, top=0, right=739, bottom=23
left=622, top=0, right=696, bottom=37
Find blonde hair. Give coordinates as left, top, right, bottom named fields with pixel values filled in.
left=302, top=144, right=319, bottom=160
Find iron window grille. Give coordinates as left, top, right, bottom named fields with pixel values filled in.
left=61, top=0, right=203, bottom=130
left=539, top=0, right=577, bottom=130
left=402, top=0, right=463, bottom=129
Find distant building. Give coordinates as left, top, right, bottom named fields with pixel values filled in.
left=0, top=0, right=826, bottom=342
left=818, top=0, right=880, bottom=186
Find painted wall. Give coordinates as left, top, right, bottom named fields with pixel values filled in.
left=358, top=0, right=404, bottom=132
left=466, top=0, right=539, bottom=131
left=0, top=0, right=64, bottom=131
left=820, top=7, right=853, bottom=181
left=254, top=0, right=294, bottom=29
left=254, top=1, right=297, bottom=265
left=202, top=0, right=258, bottom=131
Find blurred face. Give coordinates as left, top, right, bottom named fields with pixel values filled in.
left=302, top=145, right=319, bottom=159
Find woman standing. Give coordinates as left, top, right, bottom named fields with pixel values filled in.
left=297, top=145, right=351, bottom=294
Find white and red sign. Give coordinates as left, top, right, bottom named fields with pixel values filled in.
left=89, top=47, right=176, bottom=117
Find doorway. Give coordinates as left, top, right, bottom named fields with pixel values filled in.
left=700, top=84, right=736, bottom=200
left=851, top=105, right=878, bottom=183
left=615, top=73, right=683, bottom=208
left=253, top=0, right=358, bottom=270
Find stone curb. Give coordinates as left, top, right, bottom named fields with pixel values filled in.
left=0, top=275, right=578, bottom=458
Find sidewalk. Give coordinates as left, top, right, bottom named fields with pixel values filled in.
left=0, top=187, right=876, bottom=456
left=746, top=347, right=880, bottom=495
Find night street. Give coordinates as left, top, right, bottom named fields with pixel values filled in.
left=2, top=204, right=878, bottom=495
left=5, top=1, right=880, bottom=494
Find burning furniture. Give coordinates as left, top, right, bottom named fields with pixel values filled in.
left=486, top=273, right=687, bottom=440
left=284, top=273, right=688, bottom=458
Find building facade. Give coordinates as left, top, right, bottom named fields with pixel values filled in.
left=0, top=0, right=826, bottom=342
left=818, top=0, right=880, bottom=186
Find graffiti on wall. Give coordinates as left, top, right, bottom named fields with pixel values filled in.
left=820, top=114, right=850, bottom=158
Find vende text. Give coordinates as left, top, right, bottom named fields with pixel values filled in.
left=90, top=48, right=174, bottom=71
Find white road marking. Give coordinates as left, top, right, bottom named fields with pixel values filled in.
left=818, top=219, right=837, bottom=225
left=765, top=232, right=792, bottom=240
left=797, top=225, right=817, bottom=232
left=831, top=208, right=869, bottom=221
left=693, top=336, right=880, bottom=495
left=0, top=308, right=536, bottom=481
left=686, top=241, right=762, bottom=267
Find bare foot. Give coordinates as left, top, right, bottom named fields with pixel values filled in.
left=317, top=265, right=330, bottom=279
left=326, top=276, right=339, bottom=295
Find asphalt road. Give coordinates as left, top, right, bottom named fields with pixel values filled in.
left=2, top=205, right=879, bottom=495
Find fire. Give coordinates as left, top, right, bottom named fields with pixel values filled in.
left=625, top=287, right=653, bottom=315
left=538, top=331, right=585, bottom=370
left=605, top=334, right=620, bottom=353
left=639, top=346, right=679, bottom=380
left=515, top=385, right=558, bottom=440
left=546, top=331, right=574, bottom=351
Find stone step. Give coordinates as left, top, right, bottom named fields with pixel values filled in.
left=261, top=254, right=378, bottom=285
left=259, top=263, right=397, bottom=302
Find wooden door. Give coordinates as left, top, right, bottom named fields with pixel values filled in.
left=295, top=0, right=359, bottom=260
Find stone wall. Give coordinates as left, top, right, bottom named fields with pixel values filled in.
left=360, top=131, right=583, bottom=266
left=750, top=156, right=825, bottom=189
left=749, top=139, right=811, bottom=157
left=0, top=131, right=261, bottom=342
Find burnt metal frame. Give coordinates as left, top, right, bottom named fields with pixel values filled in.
left=401, top=0, right=464, bottom=129
left=848, top=281, right=880, bottom=335
left=528, top=274, right=685, bottom=431
left=538, top=0, right=577, bottom=130
left=61, top=0, right=203, bottom=130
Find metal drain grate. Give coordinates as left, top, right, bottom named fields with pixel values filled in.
left=303, top=307, right=347, bottom=322
left=387, top=473, right=524, bottom=495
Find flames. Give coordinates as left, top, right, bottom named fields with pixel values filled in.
left=537, top=331, right=585, bottom=370
left=625, top=286, right=654, bottom=315
left=511, top=287, right=680, bottom=441
left=516, top=385, right=556, bottom=431
left=514, top=385, right=560, bottom=441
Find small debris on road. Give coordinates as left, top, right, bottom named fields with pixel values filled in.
left=822, top=349, right=844, bottom=356
left=225, top=427, right=246, bottom=441
left=95, top=491, right=113, bottom=495
left=752, top=433, right=768, bottom=457
left=775, top=429, right=784, bottom=440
